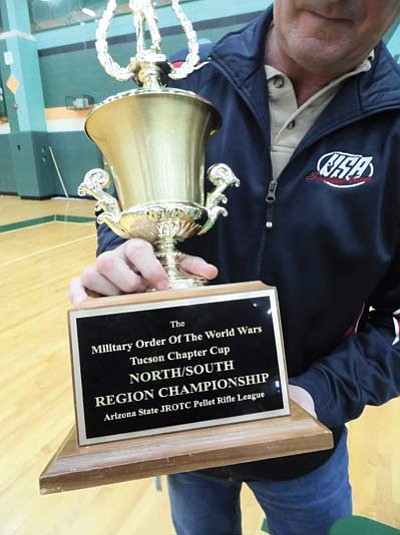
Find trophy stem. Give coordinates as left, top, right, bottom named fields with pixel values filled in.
left=155, top=238, right=206, bottom=289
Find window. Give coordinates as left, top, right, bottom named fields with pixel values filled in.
left=28, top=0, right=193, bottom=33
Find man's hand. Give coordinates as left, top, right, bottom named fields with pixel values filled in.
left=69, top=238, right=218, bottom=305
left=288, top=385, right=317, bottom=418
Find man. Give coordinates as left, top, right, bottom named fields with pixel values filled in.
left=70, top=1, right=400, bottom=533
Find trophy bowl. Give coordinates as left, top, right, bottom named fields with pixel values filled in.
left=85, top=89, right=221, bottom=211
left=79, top=88, right=239, bottom=289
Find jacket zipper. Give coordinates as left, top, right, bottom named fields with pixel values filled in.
left=265, top=178, right=278, bottom=229
left=207, top=56, right=279, bottom=232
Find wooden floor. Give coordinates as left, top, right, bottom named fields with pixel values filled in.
left=1, top=195, right=399, bottom=534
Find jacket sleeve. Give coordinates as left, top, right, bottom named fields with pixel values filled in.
left=290, top=239, right=400, bottom=429
left=96, top=223, right=126, bottom=256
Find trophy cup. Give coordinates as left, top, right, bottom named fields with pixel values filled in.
left=38, top=1, right=332, bottom=495
left=77, top=0, right=240, bottom=288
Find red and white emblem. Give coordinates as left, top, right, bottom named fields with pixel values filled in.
left=306, top=151, right=374, bottom=188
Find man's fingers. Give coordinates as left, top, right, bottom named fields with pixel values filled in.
left=122, top=240, right=169, bottom=290
left=80, top=265, right=126, bottom=296
left=69, top=276, right=89, bottom=306
left=69, top=241, right=216, bottom=307
left=95, top=251, right=147, bottom=293
left=180, top=255, right=218, bottom=280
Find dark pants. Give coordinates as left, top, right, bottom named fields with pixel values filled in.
left=167, top=428, right=352, bottom=535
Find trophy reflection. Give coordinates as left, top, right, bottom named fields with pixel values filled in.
left=78, top=0, right=240, bottom=289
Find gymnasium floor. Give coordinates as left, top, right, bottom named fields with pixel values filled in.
left=0, top=195, right=399, bottom=534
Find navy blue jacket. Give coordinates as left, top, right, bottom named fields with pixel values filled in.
left=98, top=9, right=400, bottom=479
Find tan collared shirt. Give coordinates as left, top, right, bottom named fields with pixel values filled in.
left=265, top=55, right=373, bottom=180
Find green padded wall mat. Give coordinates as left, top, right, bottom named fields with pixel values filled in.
left=330, top=516, right=400, bottom=534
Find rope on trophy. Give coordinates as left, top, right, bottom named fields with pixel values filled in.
left=168, top=0, right=199, bottom=79
left=95, top=0, right=200, bottom=85
left=95, top=0, right=133, bottom=81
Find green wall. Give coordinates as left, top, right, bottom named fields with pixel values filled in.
left=386, top=15, right=400, bottom=61
left=10, top=131, right=56, bottom=198
left=4, top=0, right=399, bottom=198
left=0, top=2, right=266, bottom=197
left=38, top=21, right=258, bottom=108
left=32, top=13, right=261, bottom=197
left=40, top=43, right=133, bottom=108
left=48, top=131, right=103, bottom=196
left=0, top=135, right=15, bottom=193
left=0, top=131, right=104, bottom=197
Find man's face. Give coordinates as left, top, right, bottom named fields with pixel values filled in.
left=273, top=0, right=400, bottom=76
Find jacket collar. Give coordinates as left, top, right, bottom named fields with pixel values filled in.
left=209, top=8, right=273, bottom=137
left=210, top=8, right=272, bottom=88
left=297, top=40, right=400, bottom=154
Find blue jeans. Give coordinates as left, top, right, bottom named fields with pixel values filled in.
left=167, top=429, right=352, bottom=535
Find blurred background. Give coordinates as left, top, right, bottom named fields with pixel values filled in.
left=0, top=1, right=399, bottom=199
left=0, top=2, right=399, bottom=534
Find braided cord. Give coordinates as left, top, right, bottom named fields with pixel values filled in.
left=96, top=0, right=133, bottom=81
left=95, top=0, right=200, bottom=83
left=169, top=0, right=199, bottom=79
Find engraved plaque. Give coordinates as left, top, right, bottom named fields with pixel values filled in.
left=69, top=283, right=290, bottom=446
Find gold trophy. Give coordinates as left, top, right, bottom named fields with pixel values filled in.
left=72, top=0, right=293, bottom=448
left=71, top=0, right=292, bottom=446
left=38, top=0, right=332, bottom=495
left=78, top=0, right=240, bottom=288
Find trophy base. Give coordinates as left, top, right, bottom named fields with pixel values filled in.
left=39, top=401, right=333, bottom=494
left=39, top=282, right=333, bottom=494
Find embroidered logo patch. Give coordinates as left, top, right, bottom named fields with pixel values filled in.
left=306, top=151, right=374, bottom=188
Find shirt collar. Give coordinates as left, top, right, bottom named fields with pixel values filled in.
left=265, top=50, right=374, bottom=83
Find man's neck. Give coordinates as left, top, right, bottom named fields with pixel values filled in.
left=264, top=29, right=340, bottom=106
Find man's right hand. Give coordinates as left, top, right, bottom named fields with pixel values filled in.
left=69, top=238, right=218, bottom=306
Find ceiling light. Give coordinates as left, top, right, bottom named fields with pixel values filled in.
left=82, top=8, right=96, bottom=17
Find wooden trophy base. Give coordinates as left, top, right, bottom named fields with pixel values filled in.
left=39, top=401, right=332, bottom=494
left=40, top=281, right=332, bottom=494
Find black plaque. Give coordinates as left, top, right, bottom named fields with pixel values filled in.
left=69, top=286, right=289, bottom=445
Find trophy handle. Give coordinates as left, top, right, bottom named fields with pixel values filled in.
left=78, top=169, right=130, bottom=238
left=199, top=164, right=240, bottom=236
